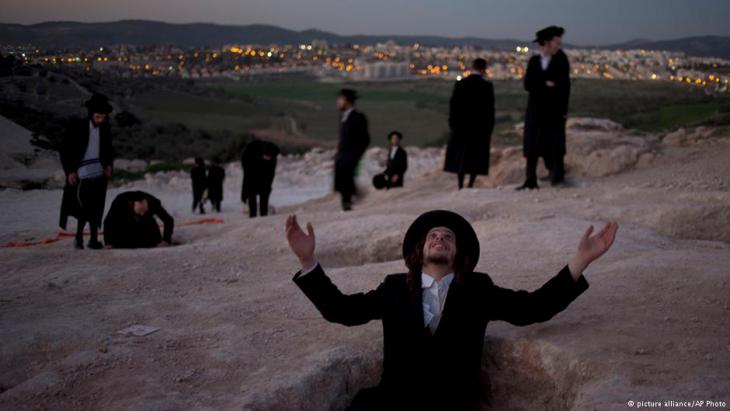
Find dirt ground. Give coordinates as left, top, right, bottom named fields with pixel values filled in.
left=1, top=123, right=729, bottom=410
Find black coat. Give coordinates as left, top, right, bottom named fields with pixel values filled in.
left=59, top=117, right=114, bottom=229
left=294, top=263, right=589, bottom=410
left=384, top=146, right=408, bottom=187
left=103, top=191, right=174, bottom=248
left=241, top=140, right=279, bottom=201
left=444, top=74, right=495, bottom=176
left=334, top=110, right=370, bottom=194
left=523, top=50, right=571, bottom=158
left=206, top=165, right=225, bottom=202
left=190, top=165, right=208, bottom=196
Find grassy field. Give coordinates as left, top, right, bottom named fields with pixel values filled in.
left=2, top=68, right=730, bottom=163
left=193, top=76, right=730, bottom=147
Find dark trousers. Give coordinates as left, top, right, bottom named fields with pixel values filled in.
left=247, top=192, right=270, bottom=218
left=346, top=386, right=480, bottom=411
left=525, top=153, right=539, bottom=187
left=192, top=188, right=206, bottom=214
left=544, top=150, right=565, bottom=183
left=458, top=173, right=477, bottom=189
left=74, top=176, right=107, bottom=244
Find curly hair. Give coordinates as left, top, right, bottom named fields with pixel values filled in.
left=404, top=235, right=472, bottom=290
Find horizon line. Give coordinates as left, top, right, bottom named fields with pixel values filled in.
left=2, top=19, right=729, bottom=47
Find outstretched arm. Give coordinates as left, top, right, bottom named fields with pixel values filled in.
left=286, top=215, right=385, bottom=326
left=489, top=222, right=619, bottom=326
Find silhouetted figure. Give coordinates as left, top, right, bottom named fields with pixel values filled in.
left=372, top=131, right=408, bottom=190
left=241, top=140, right=279, bottom=218
left=444, top=58, right=495, bottom=190
left=190, top=157, right=207, bottom=214
left=59, top=93, right=114, bottom=250
left=207, top=158, right=225, bottom=212
left=518, top=26, right=571, bottom=190
left=103, top=191, right=174, bottom=249
left=334, top=88, right=370, bottom=210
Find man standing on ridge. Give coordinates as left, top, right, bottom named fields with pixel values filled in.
left=518, top=26, right=571, bottom=190
left=444, top=58, right=495, bottom=190
left=334, top=88, right=370, bottom=211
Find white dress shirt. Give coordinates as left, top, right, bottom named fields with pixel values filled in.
left=540, top=52, right=552, bottom=71
left=389, top=145, right=398, bottom=160
left=298, top=262, right=454, bottom=333
left=77, top=120, right=104, bottom=180
left=421, top=272, right=454, bottom=333
left=341, top=108, right=354, bottom=123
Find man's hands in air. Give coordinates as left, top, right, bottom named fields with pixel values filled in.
left=285, top=214, right=316, bottom=271
left=568, top=222, right=619, bottom=280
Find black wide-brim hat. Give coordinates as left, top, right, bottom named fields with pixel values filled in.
left=402, top=210, right=480, bottom=271
left=533, top=25, right=565, bottom=43
left=85, top=93, right=113, bottom=114
left=338, top=88, right=359, bottom=102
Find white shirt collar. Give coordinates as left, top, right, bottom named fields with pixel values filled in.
left=421, top=272, right=454, bottom=289
left=341, top=107, right=354, bottom=122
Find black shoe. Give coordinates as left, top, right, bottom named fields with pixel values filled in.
left=87, top=240, right=103, bottom=250
left=74, top=238, right=84, bottom=250
left=516, top=182, right=539, bottom=191
left=550, top=178, right=566, bottom=187
left=342, top=202, right=353, bottom=211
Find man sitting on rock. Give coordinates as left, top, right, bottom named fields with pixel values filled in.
left=103, top=191, right=174, bottom=249
left=372, top=130, right=408, bottom=190
left=285, top=210, right=617, bottom=410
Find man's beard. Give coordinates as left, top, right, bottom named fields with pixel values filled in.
left=425, top=254, right=452, bottom=266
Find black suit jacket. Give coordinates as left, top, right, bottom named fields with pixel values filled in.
left=384, top=146, right=408, bottom=187
left=241, top=140, right=280, bottom=200
left=58, top=117, right=114, bottom=229
left=444, top=74, right=495, bottom=176
left=103, top=191, right=174, bottom=248
left=523, top=50, right=571, bottom=158
left=293, top=263, right=589, bottom=410
left=334, top=110, right=370, bottom=193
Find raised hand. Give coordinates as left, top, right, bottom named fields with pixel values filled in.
left=67, top=172, right=78, bottom=186
left=285, top=214, right=316, bottom=270
left=568, top=221, right=619, bottom=279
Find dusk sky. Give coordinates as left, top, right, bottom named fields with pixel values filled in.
left=3, top=0, right=730, bottom=45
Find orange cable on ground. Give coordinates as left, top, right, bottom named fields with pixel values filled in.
left=1, top=217, right=225, bottom=248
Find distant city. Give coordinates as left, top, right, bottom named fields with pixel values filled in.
left=3, top=39, right=729, bottom=93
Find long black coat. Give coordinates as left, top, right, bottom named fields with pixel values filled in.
left=334, top=110, right=370, bottom=195
left=59, top=117, right=114, bottom=229
left=384, top=146, right=408, bottom=187
left=207, top=165, right=225, bottom=202
left=190, top=166, right=208, bottom=198
left=523, top=49, right=571, bottom=158
left=444, top=74, right=495, bottom=176
left=241, top=140, right=280, bottom=201
left=294, top=263, right=589, bottom=410
left=103, top=191, right=174, bottom=248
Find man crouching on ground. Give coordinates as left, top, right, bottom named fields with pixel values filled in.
left=285, top=210, right=617, bottom=410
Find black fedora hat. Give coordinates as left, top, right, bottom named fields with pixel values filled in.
left=533, top=25, right=565, bottom=43
left=387, top=130, right=403, bottom=141
left=337, top=88, right=359, bottom=103
left=85, top=93, right=113, bottom=114
left=402, top=210, right=480, bottom=271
